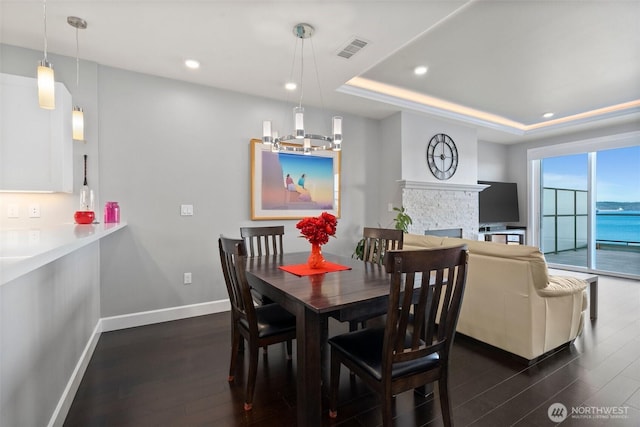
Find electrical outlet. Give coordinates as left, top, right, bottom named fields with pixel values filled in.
left=183, top=272, right=192, bottom=284
left=7, top=204, right=19, bottom=218
left=180, top=204, right=194, bottom=216
left=388, top=203, right=394, bottom=212
left=28, top=204, right=41, bottom=218
left=28, top=230, right=41, bottom=244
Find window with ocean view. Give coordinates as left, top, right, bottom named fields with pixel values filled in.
left=541, top=146, right=640, bottom=277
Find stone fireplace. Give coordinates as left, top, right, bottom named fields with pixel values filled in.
left=400, top=181, right=487, bottom=240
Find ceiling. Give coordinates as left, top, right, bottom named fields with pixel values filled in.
left=1, top=0, right=639, bottom=144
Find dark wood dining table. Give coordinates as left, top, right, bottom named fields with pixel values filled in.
left=245, top=251, right=391, bottom=427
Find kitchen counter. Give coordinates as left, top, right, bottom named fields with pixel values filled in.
left=0, top=222, right=127, bottom=286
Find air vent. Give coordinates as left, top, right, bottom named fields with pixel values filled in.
left=337, top=38, right=369, bottom=59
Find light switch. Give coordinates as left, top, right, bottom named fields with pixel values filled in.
left=180, top=204, right=194, bottom=216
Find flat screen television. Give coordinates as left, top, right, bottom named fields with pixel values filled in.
left=478, top=181, right=520, bottom=224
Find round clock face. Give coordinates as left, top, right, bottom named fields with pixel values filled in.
left=426, top=133, right=458, bottom=180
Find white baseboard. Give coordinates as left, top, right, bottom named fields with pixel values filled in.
left=48, top=299, right=230, bottom=426
left=101, top=299, right=231, bottom=332
left=48, top=321, right=102, bottom=427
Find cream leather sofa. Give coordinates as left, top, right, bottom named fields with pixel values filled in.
left=403, top=234, right=588, bottom=361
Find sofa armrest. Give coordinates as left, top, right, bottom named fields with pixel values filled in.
left=538, top=275, right=587, bottom=297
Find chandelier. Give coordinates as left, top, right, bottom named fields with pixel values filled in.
left=262, top=23, right=342, bottom=154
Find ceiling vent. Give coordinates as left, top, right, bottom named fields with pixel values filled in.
left=337, top=38, right=369, bottom=59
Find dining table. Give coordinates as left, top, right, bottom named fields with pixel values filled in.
left=245, top=251, right=392, bottom=427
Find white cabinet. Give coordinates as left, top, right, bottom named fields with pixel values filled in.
left=0, top=73, right=73, bottom=192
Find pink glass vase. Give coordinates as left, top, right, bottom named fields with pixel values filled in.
left=308, top=243, right=326, bottom=269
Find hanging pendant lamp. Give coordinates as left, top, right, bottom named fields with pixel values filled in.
left=262, top=23, right=342, bottom=154
left=38, top=0, right=55, bottom=109
left=67, top=16, right=87, bottom=141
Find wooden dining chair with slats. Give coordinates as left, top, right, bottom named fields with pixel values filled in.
left=328, top=245, right=469, bottom=427
left=240, top=226, right=285, bottom=305
left=218, top=236, right=296, bottom=411
left=348, top=227, right=404, bottom=332
left=361, top=227, right=404, bottom=265
left=240, top=225, right=285, bottom=257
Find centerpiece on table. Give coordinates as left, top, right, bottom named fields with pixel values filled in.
left=296, top=212, right=338, bottom=269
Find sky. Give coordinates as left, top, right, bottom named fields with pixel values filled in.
left=542, top=145, right=640, bottom=202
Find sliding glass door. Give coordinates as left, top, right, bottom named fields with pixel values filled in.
left=593, top=146, right=640, bottom=274
left=541, top=154, right=589, bottom=267
left=540, top=146, right=640, bottom=277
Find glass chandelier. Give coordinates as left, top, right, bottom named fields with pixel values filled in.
left=262, top=23, right=342, bottom=154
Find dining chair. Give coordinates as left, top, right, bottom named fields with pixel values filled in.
left=218, top=236, right=296, bottom=411
left=240, top=226, right=285, bottom=305
left=328, top=245, right=469, bottom=427
left=361, top=227, right=404, bottom=265
left=240, top=225, right=285, bottom=257
left=349, top=227, right=404, bottom=332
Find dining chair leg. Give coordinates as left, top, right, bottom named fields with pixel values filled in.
left=349, top=320, right=357, bottom=332
left=381, top=389, right=393, bottom=427
left=414, top=384, right=434, bottom=397
left=328, top=351, right=340, bottom=419
left=438, top=374, right=453, bottom=427
left=347, top=321, right=357, bottom=378
left=286, top=339, right=293, bottom=360
left=228, top=330, right=240, bottom=382
left=244, top=343, right=259, bottom=411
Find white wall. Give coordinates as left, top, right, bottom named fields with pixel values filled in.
left=96, top=66, right=382, bottom=317
left=377, top=112, right=403, bottom=226
left=393, top=111, right=481, bottom=236
left=400, top=111, right=478, bottom=185
left=477, top=140, right=509, bottom=182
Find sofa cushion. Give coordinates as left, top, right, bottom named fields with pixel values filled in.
left=403, top=234, right=446, bottom=249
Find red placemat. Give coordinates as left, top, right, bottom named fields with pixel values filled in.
left=279, top=262, right=352, bottom=277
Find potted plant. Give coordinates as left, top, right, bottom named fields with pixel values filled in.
left=352, top=206, right=412, bottom=260
left=391, top=206, right=412, bottom=233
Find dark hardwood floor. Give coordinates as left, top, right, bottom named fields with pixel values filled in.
left=64, top=275, right=640, bottom=426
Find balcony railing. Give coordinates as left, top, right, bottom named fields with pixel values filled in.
left=542, top=187, right=639, bottom=254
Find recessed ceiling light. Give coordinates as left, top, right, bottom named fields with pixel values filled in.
left=414, top=65, right=428, bottom=76
left=285, top=82, right=297, bottom=91
left=185, top=59, right=200, bottom=69
left=543, top=112, right=554, bottom=119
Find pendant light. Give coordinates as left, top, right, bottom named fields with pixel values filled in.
left=262, top=23, right=342, bottom=154
left=37, top=0, right=55, bottom=109
left=68, top=16, right=87, bottom=141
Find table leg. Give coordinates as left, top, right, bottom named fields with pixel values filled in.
left=296, top=306, right=323, bottom=427
left=590, top=279, right=598, bottom=320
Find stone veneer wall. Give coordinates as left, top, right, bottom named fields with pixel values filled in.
left=402, top=185, right=480, bottom=240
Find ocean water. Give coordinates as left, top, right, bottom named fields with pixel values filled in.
left=596, top=211, right=640, bottom=244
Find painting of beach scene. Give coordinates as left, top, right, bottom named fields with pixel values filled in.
left=251, top=140, right=340, bottom=219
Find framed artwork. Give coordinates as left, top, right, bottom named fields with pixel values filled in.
left=250, top=139, right=341, bottom=220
